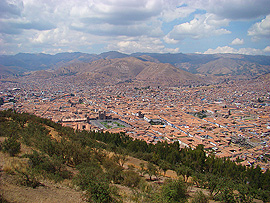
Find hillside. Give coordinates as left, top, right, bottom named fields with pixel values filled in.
left=196, top=58, right=270, bottom=76
left=135, top=62, right=202, bottom=86
left=0, top=110, right=208, bottom=203
left=132, top=53, right=270, bottom=77
left=0, top=110, right=269, bottom=203
left=29, top=57, right=205, bottom=87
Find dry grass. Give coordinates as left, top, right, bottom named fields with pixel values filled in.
left=45, top=125, right=62, bottom=142
left=3, top=157, right=30, bottom=174
left=0, top=151, right=86, bottom=203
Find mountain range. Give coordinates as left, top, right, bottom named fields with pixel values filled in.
left=1, top=51, right=270, bottom=86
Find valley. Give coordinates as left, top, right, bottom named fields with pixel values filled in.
left=0, top=51, right=270, bottom=202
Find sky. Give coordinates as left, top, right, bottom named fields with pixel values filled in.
left=0, top=0, right=270, bottom=55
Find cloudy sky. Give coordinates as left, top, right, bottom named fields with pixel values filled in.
left=0, top=0, right=270, bottom=55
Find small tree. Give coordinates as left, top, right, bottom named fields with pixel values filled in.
left=176, top=165, right=193, bottom=182
left=112, top=153, right=128, bottom=167
left=159, top=160, right=171, bottom=176
left=145, top=162, right=158, bottom=181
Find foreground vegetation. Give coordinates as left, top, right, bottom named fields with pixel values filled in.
left=0, top=109, right=269, bottom=202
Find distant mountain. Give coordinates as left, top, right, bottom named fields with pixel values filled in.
left=196, top=57, right=270, bottom=76
left=134, top=61, right=202, bottom=86
left=0, top=51, right=270, bottom=82
left=0, top=52, right=96, bottom=73
left=131, top=53, right=270, bottom=76
left=0, top=51, right=131, bottom=78
left=0, top=64, right=26, bottom=78
left=30, top=57, right=204, bottom=87
left=97, top=51, right=129, bottom=59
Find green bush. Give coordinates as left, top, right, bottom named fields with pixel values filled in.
left=74, top=162, right=120, bottom=203
left=122, top=170, right=141, bottom=188
left=73, top=162, right=104, bottom=190
left=16, top=168, right=41, bottom=188
left=161, top=179, right=188, bottom=203
left=103, top=158, right=124, bottom=184
left=2, top=137, right=21, bottom=156
left=84, top=181, right=114, bottom=203
left=24, top=151, right=71, bottom=182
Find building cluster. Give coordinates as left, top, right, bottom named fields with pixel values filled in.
left=1, top=78, right=269, bottom=170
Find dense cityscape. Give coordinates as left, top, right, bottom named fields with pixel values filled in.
left=1, top=76, right=269, bottom=171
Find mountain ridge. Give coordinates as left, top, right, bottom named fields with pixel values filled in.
left=52, top=57, right=204, bottom=86
left=1, top=51, right=270, bottom=85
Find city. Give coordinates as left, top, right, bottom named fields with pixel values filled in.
left=1, top=0, right=270, bottom=202
left=1, top=76, right=269, bottom=171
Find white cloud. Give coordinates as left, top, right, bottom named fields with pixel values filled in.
left=264, top=46, right=270, bottom=52
left=67, top=0, right=165, bottom=37
left=70, top=0, right=163, bottom=25
left=20, top=26, right=95, bottom=54
left=0, top=0, right=167, bottom=54
left=204, top=46, right=265, bottom=55
left=187, top=0, right=270, bottom=20
left=0, top=0, right=57, bottom=35
left=161, top=4, right=196, bottom=22
left=248, top=15, right=270, bottom=40
left=204, top=46, right=237, bottom=54
left=0, top=0, right=165, bottom=37
left=238, top=48, right=265, bottom=55
left=163, top=35, right=179, bottom=44
left=230, top=38, right=244, bottom=45
left=71, top=19, right=163, bottom=37
left=164, top=13, right=231, bottom=43
left=107, top=36, right=179, bottom=54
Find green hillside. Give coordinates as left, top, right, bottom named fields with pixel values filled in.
left=0, top=110, right=269, bottom=203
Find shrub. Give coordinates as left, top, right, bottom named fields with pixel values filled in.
left=161, top=179, right=188, bottom=203
left=2, top=157, right=41, bottom=188
left=84, top=181, right=114, bottom=203
left=23, top=151, right=71, bottom=182
left=73, top=162, right=104, bottom=190
left=2, top=137, right=21, bottom=156
left=74, top=162, right=120, bottom=203
left=122, top=170, right=141, bottom=188
left=103, top=158, right=124, bottom=184
left=192, top=191, right=209, bottom=203
left=0, top=194, right=10, bottom=203
left=215, top=187, right=236, bottom=203
left=16, top=168, right=41, bottom=188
